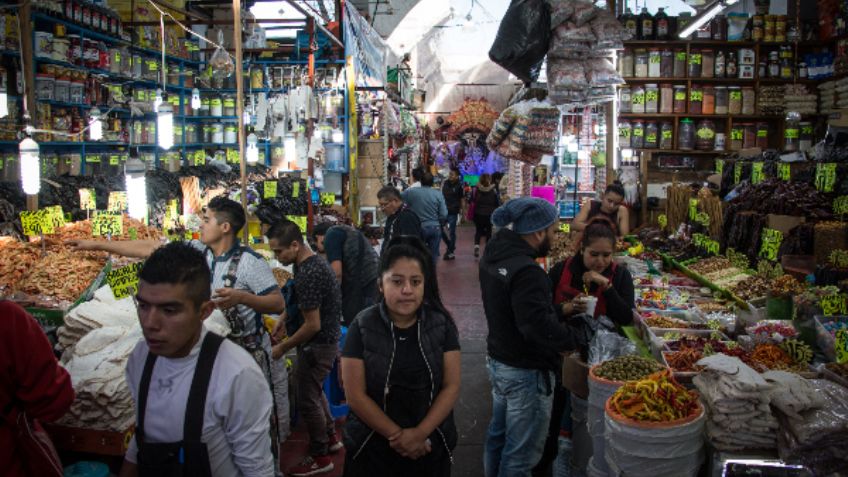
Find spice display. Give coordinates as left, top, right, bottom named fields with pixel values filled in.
left=728, top=86, right=742, bottom=114
left=594, top=355, right=665, bottom=381
left=688, top=49, right=702, bottom=78
left=770, top=275, right=804, bottom=297
left=673, top=85, right=687, bottom=113
left=751, top=343, right=796, bottom=371
left=695, top=119, right=716, bottom=151
left=631, top=85, right=646, bottom=113
left=660, top=49, right=673, bottom=77
left=664, top=349, right=703, bottom=372
left=608, top=370, right=700, bottom=422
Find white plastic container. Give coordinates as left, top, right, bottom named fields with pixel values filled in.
left=34, top=31, right=53, bottom=58
left=212, top=123, right=224, bottom=144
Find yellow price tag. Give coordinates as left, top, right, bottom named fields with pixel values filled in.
left=292, top=182, right=300, bottom=198
left=264, top=181, right=278, bottom=199
left=834, top=196, right=848, bottom=216
left=778, top=163, right=791, bottom=181
left=80, top=188, right=96, bottom=210
left=836, top=329, right=848, bottom=364
left=92, top=212, right=123, bottom=237
left=106, top=262, right=142, bottom=299
left=658, top=214, right=668, bottom=229
left=110, top=155, right=120, bottom=166
left=286, top=215, right=307, bottom=233
left=227, top=149, right=239, bottom=164
left=751, top=162, right=765, bottom=185
left=20, top=210, right=54, bottom=236
left=108, top=191, right=128, bottom=212
left=758, top=228, right=783, bottom=261
left=320, top=192, right=335, bottom=206
left=816, top=163, right=837, bottom=193
left=559, top=223, right=571, bottom=233
left=716, top=159, right=724, bottom=175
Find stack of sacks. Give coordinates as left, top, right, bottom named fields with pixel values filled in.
left=486, top=100, right=560, bottom=165
left=693, top=354, right=778, bottom=451
left=762, top=371, right=825, bottom=420
left=776, top=379, right=848, bottom=474
left=545, top=0, right=629, bottom=108
left=57, top=285, right=138, bottom=352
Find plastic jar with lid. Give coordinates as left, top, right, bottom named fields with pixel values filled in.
left=645, top=121, right=659, bottom=149
left=201, top=97, right=211, bottom=116
left=648, top=49, right=662, bottom=77
left=702, top=86, right=716, bottom=114
left=756, top=122, right=769, bottom=149
left=673, top=49, right=687, bottom=78
left=695, top=119, right=717, bottom=150
left=701, top=49, right=715, bottom=78
left=728, top=86, right=742, bottom=114
left=185, top=124, right=197, bottom=143
left=660, top=122, right=674, bottom=149
left=714, top=86, right=729, bottom=114
left=619, top=120, right=632, bottom=148
left=619, top=87, right=632, bottom=113
left=688, top=49, right=703, bottom=77
left=678, top=119, right=696, bottom=150
left=631, top=85, right=645, bottom=113
left=36, top=73, right=55, bottom=100
left=799, top=121, right=813, bottom=151
left=784, top=111, right=800, bottom=151
left=224, top=124, right=237, bottom=144
left=634, top=49, right=648, bottom=77
left=645, top=84, right=659, bottom=113
left=743, top=123, right=757, bottom=148
left=729, top=124, right=744, bottom=150
left=660, top=49, right=674, bottom=78
left=741, top=87, right=756, bottom=115
left=631, top=120, right=645, bottom=148
left=210, top=97, right=223, bottom=117
left=621, top=49, right=635, bottom=77
left=659, top=84, right=673, bottom=113
left=689, top=85, right=704, bottom=114
left=673, top=85, right=687, bottom=113
left=223, top=96, right=236, bottom=116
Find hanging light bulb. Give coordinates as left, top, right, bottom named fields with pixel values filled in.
left=89, top=107, right=103, bottom=141
left=243, top=109, right=252, bottom=125
left=125, top=155, right=148, bottom=220
left=331, top=128, right=344, bottom=143
left=153, top=89, right=163, bottom=113
left=157, top=100, right=174, bottom=150
left=191, top=88, right=201, bottom=110
left=0, top=91, right=8, bottom=119
left=246, top=132, right=259, bottom=164
left=19, top=137, right=40, bottom=195
left=284, top=132, right=297, bottom=168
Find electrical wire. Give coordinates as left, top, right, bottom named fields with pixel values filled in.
left=144, top=0, right=234, bottom=62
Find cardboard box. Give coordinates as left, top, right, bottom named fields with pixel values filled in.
left=767, top=214, right=804, bottom=236
left=562, top=352, right=590, bottom=399
left=357, top=177, right=384, bottom=207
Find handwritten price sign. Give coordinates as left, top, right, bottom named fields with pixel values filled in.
left=834, top=196, right=848, bottom=217
left=716, top=159, right=724, bottom=175
left=821, top=293, right=848, bottom=317
left=92, top=212, right=123, bottom=237
left=286, top=215, right=307, bottom=233
left=80, top=188, right=96, bottom=210
left=559, top=223, right=571, bottom=234
left=778, top=163, right=791, bottom=181
left=816, top=163, right=837, bottom=193
left=20, top=210, right=54, bottom=236
left=758, top=228, right=783, bottom=261
left=292, top=182, right=300, bottom=198
left=658, top=214, right=668, bottom=229
left=734, top=162, right=743, bottom=184
left=751, top=162, right=765, bottom=185
left=264, top=181, right=278, bottom=199
left=689, top=198, right=699, bottom=221
left=693, top=233, right=720, bottom=256
left=320, top=193, right=335, bottom=206
left=836, top=329, right=848, bottom=364
left=107, top=262, right=142, bottom=299
left=108, top=192, right=128, bottom=212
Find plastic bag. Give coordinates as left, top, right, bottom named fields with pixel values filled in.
left=572, top=1, right=597, bottom=26
left=554, top=22, right=595, bottom=42
left=547, top=58, right=588, bottom=88
left=488, top=0, right=551, bottom=83
left=548, top=41, right=591, bottom=59
left=588, top=317, right=637, bottom=365
left=587, top=58, right=624, bottom=86
left=591, top=7, right=632, bottom=42
left=210, top=30, right=235, bottom=80
left=545, top=0, right=576, bottom=29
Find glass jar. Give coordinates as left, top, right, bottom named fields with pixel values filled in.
left=673, top=49, right=687, bottom=78
left=620, top=87, right=632, bottom=113
left=619, top=120, right=632, bottom=148
left=660, top=49, right=674, bottom=78
left=784, top=111, right=800, bottom=152
left=728, top=86, right=742, bottom=114
left=631, top=120, right=645, bottom=148
left=660, top=122, right=674, bottom=149
left=799, top=121, right=813, bottom=151
left=645, top=84, right=659, bottom=113
left=701, top=49, right=715, bottom=78
left=621, top=48, right=634, bottom=77
left=741, top=87, right=756, bottom=115
left=688, top=49, right=703, bottom=78
left=660, top=83, right=673, bottom=113
left=689, top=85, right=703, bottom=114
left=223, top=95, right=236, bottom=116
left=756, top=122, right=769, bottom=149
left=715, top=50, right=726, bottom=78
left=645, top=121, right=659, bottom=149
left=673, top=85, right=687, bottom=113
left=679, top=118, right=695, bottom=150
left=730, top=124, right=744, bottom=150
left=743, top=123, right=757, bottom=149
left=696, top=119, right=717, bottom=150
left=648, top=48, right=662, bottom=78
left=702, top=86, right=716, bottom=115
left=715, top=86, right=729, bottom=114
left=635, top=49, right=649, bottom=77
left=631, top=85, right=645, bottom=113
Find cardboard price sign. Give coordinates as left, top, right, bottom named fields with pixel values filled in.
left=559, top=223, right=571, bottom=234
left=695, top=212, right=711, bottom=227
left=689, top=198, right=698, bottom=221
left=79, top=188, right=96, bottom=210
left=751, top=162, right=765, bottom=185
left=835, top=329, right=848, bottom=364
left=821, top=294, right=848, bottom=317
left=264, top=181, right=278, bottom=199
left=816, top=163, right=837, bottom=193
left=92, top=213, right=123, bottom=237
left=292, top=182, right=300, bottom=198
left=20, top=210, right=54, bottom=236
left=834, top=196, right=848, bottom=216
left=320, top=192, right=335, bottom=206
left=778, top=163, right=791, bottom=181
left=693, top=233, right=720, bottom=256
left=716, top=159, right=724, bottom=175
left=227, top=149, right=239, bottom=164
left=286, top=215, right=307, bottom=233
left=734, top=162, right=743, bottom=184
left=45, top=205, right=66, bottom=229
left=108, top=191, right=128, bottom=212
left=829, top=250, right=848, bottom=269
left=193, top=150, right=205, bottom=166
left=658, top=214, right=668, bottom=229
left=759, top=228, right=783, bottom=261
left=107, top=262, right=142, bottom=299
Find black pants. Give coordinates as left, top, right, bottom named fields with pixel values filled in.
left=343, top=433, right=451, bottom=477
left=533, top=384, right=570, bottom=476
left=474, top=214, right=492, bottom=245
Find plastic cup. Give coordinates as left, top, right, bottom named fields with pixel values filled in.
left=582, top=296, right=598, bottom=317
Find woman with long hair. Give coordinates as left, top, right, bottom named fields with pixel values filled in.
left=341, top=236, right=460, bottom=476
left=573, top=181, right=629, bottom=236
left=468, top=173, right=500, bottom=258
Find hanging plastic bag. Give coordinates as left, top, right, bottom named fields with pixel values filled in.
left=210, top=30, right=235, bottom=80
left=488, top=0, right=551, bottom=84
left=588, top=317, right=637, bottom=365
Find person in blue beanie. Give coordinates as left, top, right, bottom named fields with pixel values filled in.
left=479, top=198, right=584, bottom=477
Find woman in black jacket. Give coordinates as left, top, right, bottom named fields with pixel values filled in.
left=341, top=236, right=460, bottom=476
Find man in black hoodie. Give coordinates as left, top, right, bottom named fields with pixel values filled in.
left=441, top=167, right=465, bottom=260
left=479, top=197, right=581, bottom=477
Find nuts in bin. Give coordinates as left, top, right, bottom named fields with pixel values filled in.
left=594, top=355, right=665, bottom=382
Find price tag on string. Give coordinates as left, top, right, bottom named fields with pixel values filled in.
left=689, top=198, right=698, bottom=221
left=758, top=228, right=783, bottom=261
left=106, top=262, right=142, bottom=299
left=286, top=215, right=307, bottom=233
left=108, top=191, right=127, bottom=212
left=715, top=159, right=724, bottom=175
left=821, top=293, right=848, bottom=317
left=834, top=196, right=848, bottom=217
left=292, top=182, right=300, bottom=198
left=695, top=212, right=711, bottom=227
left=751, top=162, right=765, bottom=185
left=835, top=330, right=848, bottom=364
left=264, top=181, right=278, bottom=199
left=734, top=162, right=743, bottom=184
left=658, top=214, right=668, bottom=229
left=80, top=188, right=96, bottom=210
left=778, top=163, right=791, bottom=181
left=92, top=212, right=123, bottom=237
left=20, top=210, right=54, bottom=237
left=46, top=205, right=65, bottom=229
left=320, top=192, right=335, bottom=206
left=559, top=223, right=571, bottom=233
left=816, top=163, right=837, bottom=193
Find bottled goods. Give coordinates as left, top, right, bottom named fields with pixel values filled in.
left=727, top=52, right=738, bottom=77
left=712, top=15, right=727, bottom=40
left=619, top=87, right=632, bottom=113
left=689, top=50, right=702, bottom=78
left=638, top=7, right=655, bottom=40
left=619, top=120, right=632, bottom=148
left=648, top=49, right=661, bottom=77
left=768, top=51, right=780, bottom=78
left=677, top=12, right=693, bottom=34
left=621, top=9, right=638, bottom=39
left=799, top=62, right=808, bottom=78
left=784, top=111, right=800, bottom=152
left=678, top=118, right=695, bottom=150
left=673, top=86, right=687, bottom=113
left=715, top=132, right=726, bottom=151
left=632, top=120, right=645, bottom=148
left=655, top=8, right=670, bottom=40
left=660, top=84, right=673, bottom=113
left=631, top=85, right=645, bottom=113
left=715, top=86, right=729, bottom=114
left=728, top=86, right=742, bottom=114
left=635, top=49, right=649, bottom=77
left=701, top=49, right=715, bottom=78
left=715, top=50, right=726, bottom=77
left=702, top=86, right=716, bottom=115
left=645, top=84, right=659, bottom=113
left=660, top=49, right=674, bottom=77
left=689, top=85, right=704, bottom=114
left=645, top=121, right=659, bottom=149
left=673, top=49, right=687, bottom=77
left=660, top=122, right=674, bottom=150
left=742, top=87, right=756, bottom=115
left=696, top=119, right=717, bottom=151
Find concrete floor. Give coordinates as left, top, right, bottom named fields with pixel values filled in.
left=280, top=225, right=491, bottom=476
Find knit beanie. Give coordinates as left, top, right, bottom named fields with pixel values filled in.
left=491, top=197, right=559, bottom=235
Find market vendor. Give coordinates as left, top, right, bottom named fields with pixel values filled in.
left=572, top=181, right=629, bottom=236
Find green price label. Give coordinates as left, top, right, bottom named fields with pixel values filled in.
left=689, top=198, right=699, bottom=221
left=227, top=149, right=240, bottom=164
left=320, top=193, right=335, bottom=206
left=802, top=125, right=814, bottom=135
left=286, top=215, right=307, bottom=233
left=821, top=294, right=848, bottom=317
left=778, top=163, right=791, bottom=181
left=757, top=130, right=768, bottom=138
left=695, top=212, right=711, bottom=227
left=86, top=155, right=101, bottom=163
left=689, top=53, right=702, bottom=65
left=734, top=162, right=743, bottom=184
left=658, top=214, right=668, bottom=229
left=731, top=129, right=743, bottom=141
left=816, top=163, right=837, bottom=193
left=633, top=128, right=644, bottom=137
left=129, top=227, right=138, bottom=241
left=836, top=329, right=848, bottom=364
left=106, top=262, right=142, bottom=300
left=759, top=228, right=783, bottom=261
left=110, top=155, right=120, bottom=166
left=646, top=90, right=659, bottom=102
left=264, top=181, right=278, bottom=199
left=834, top=196, right=848, bottom=216
left=751, top=162, right=765, bottom=184
left=649, top=55, right=661, bottom=64
left=674, top=91, right=686, bottom=101
left=785, top=128, right=799, bottom=139
left=661, top=130, right=673, bottom=140
left=716, top=159, right=725, bottom=174
left=676, top=51, right=687, bottom=61
left=92, top=212, right=123, bottom=237
left=20, top=210, right=54, bottom=236
left=646, top=133, right=657, bottom=144
left=292, top=182, right=300, bottom=198
left=45, top=205, right=65, bottom=229
left=108, top=191, right=128, bottom=212
left=631, top=93, right=645, bottom=105
left=690, top=90, right=704, bottom=102
left=559, top=223, right=571, bottom=233
left=80, top=188, right=96, bottom=210
left=729, top=91, right=742, bottom=101
left=619, top=127, right=632, bottom=138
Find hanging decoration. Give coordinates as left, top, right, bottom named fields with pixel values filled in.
left=446, top=98, right=500, bottom=138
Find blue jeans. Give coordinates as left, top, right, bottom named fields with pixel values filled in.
left=422, top=225, right=441, bottom=263
left=484, top=358, right=555, bottom=477
left=443, top=213, right=458, bottom=254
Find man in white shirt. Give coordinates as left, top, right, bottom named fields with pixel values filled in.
left=118, top=242, right=274, bottom=477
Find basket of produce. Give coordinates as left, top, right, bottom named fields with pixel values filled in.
left=813, top=315, right=848, bottom=363
left=604, top=370, right=705, bottom=477
left=745, top=320, right=798, bottom=344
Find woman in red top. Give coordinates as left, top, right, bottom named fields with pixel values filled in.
left=0, top=301, right=75, bottom=476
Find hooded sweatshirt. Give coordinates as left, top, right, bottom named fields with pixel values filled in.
left=473, top=183, right=500, bottom=217
left=479, top=228, right=578, bottom=371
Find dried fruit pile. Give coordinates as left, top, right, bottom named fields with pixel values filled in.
left=608, top=370, right=700, bottom=422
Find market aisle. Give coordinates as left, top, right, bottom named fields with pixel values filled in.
left=279, top=225, right=491, bottom=476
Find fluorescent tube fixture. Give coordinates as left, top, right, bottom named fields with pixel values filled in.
left=246, top=133, right=259, bottom=164
left=89, top=107, right=103, bottom=141
left=19, top=137, right=40, bottom=195
left=125, top=155, right=148, bottom=220
left=678, top=0, right=740, bottom=39
left=157, top=101, right=174, bottom=150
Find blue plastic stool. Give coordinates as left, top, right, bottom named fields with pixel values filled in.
left=323, top=326, right=349, bottom=420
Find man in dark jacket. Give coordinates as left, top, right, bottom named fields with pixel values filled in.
left=479, top=197, right=581, bottom=477
left=377, top=186, right=422, bottom=256
left=441, top=167, right=464, bottom=260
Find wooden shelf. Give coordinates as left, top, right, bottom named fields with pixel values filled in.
left=619, top=113, right=779, bottom=119
left=634, top=149, right=727, bottom=155
left=623, top=77, right=756, bottom=83
left=623, top=40, right=757, bottom=47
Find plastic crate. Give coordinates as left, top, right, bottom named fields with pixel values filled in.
left=814, top=315, right=848, bottom=362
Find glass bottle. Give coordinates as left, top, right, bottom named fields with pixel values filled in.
left=715, top=50, right=726, bottom=78
left=621, top=8, right=638, bottom=39
left=638, top=7, right=655, bottom=40
left=726, top=52, right=738, bottom=78
left=655, top=8, right=670, bottom=40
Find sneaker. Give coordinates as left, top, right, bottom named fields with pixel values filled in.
left=288, top=455, right=334, bottom=477
left=328, top=434, right=344, bottom=453
left=443, top=252, right=456, bottom=260
left=474, top=245, right=480, bottom=258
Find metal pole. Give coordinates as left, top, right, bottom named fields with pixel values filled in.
left=282, top=0, right=344, bottom=49
left=306, top=17, right=315, bottom=235
left=233, top=0, right=249, bottom=243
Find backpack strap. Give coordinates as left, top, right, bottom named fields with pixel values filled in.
left=183, top=333, right=225, bottom=443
